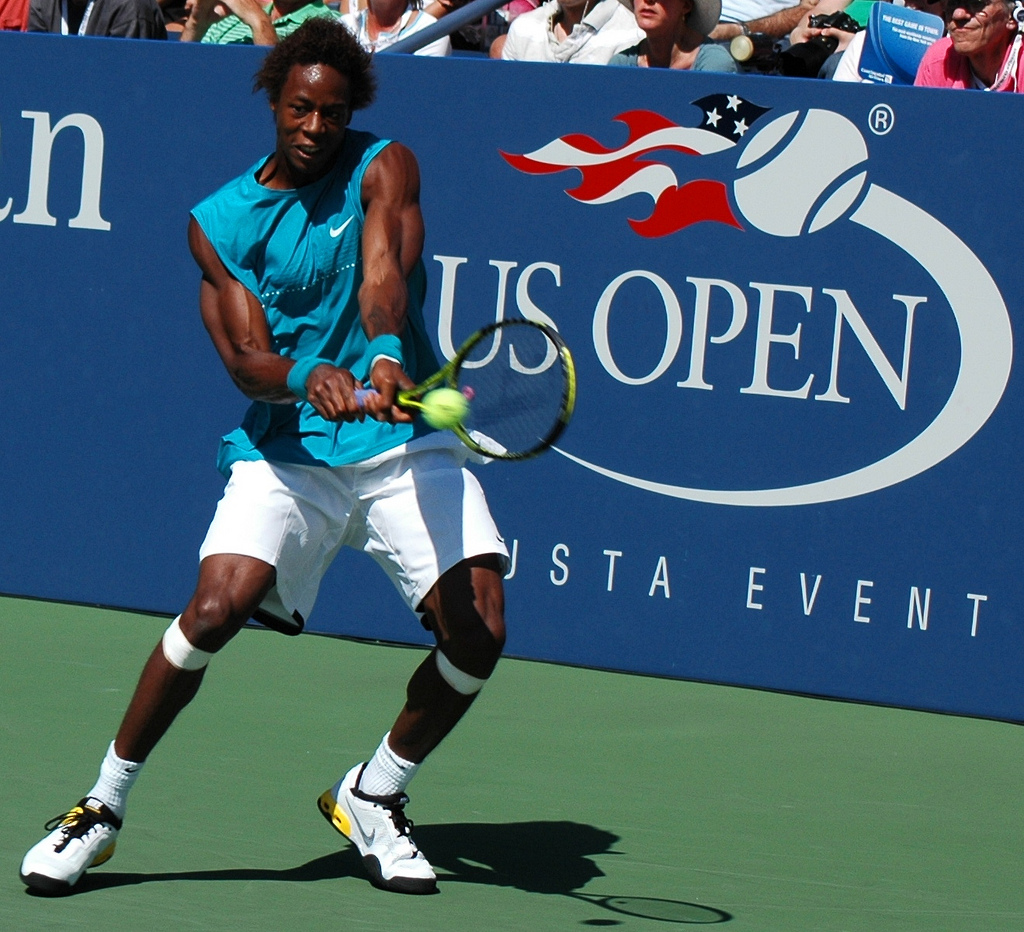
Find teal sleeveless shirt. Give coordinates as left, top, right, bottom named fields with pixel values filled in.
left=191, top=130, right=439, bottom=476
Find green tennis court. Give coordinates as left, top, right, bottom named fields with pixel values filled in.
left=3, top=594, right=1021, bottom=931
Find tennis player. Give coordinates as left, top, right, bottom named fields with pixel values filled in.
left=20, top=17, right=507, bottom=897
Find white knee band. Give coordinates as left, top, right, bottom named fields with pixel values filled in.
left=161, top=617, right=213, bottom=671
left=435, top=650, right=488, bottom=696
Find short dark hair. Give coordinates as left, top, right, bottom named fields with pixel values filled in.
left=253, top=18, right=377, bottom=111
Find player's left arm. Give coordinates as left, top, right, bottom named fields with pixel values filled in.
left=357, top=141, right=424, bottom=423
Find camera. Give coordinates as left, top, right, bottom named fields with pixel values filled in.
left=806, top=10, right=860, bottom=30
left=779, top=11, right=861, bottom=77
left=731, top=10, right=861, bottom=77
left=728, top=32, right=780, bottom=70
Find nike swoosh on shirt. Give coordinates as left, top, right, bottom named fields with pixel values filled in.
left=330, top=217, right=353, bottom=238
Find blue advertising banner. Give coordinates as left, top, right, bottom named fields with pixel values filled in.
left=1, top=32, right=1021, bottom=720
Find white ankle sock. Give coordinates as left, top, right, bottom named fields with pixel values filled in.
left=356, top=733, right=420, bottom=797
left=86, top=741, right=143, bottom=820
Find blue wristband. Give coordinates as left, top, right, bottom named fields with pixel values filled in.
left=286, top=357, right=331, bottom=401
left=364, top=334, right=404, bottom=376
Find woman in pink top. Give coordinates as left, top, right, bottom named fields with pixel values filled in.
left=915, top=0, right=1024, bottom=89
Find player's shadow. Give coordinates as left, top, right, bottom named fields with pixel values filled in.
left=39, top=850, right=355, bottom=895
left=417, top=820, right=617, bottom=894
left=41, top=820, right=732, bottom=922
left=57, top=820, right=610, bottom=897
left=415, top=822, right=732, bottom=924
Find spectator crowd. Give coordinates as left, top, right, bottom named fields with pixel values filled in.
left=2, top=0, right=1022, bottom=93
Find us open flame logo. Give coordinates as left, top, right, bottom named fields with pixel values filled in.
left=501, top=97, right=769, bottom=237
left=501, top=101, right=1013, bottom=507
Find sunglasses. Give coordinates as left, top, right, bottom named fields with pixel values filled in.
left=943, top=0, right=998, bottom=15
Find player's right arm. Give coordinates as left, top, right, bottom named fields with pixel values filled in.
left=189, top=216, right=365, bottom=420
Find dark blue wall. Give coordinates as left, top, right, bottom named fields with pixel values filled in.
left=2, top=32, right=1021, bottom=720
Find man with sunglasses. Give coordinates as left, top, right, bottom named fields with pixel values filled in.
left=915, top=0, right=1024, bottom=89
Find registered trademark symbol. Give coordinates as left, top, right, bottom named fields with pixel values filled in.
left=868, top=104, right=895, bottom=136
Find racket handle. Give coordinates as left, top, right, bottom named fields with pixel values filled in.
left=353, top=387, right=378, bottom=408
left=355, top=387, right=421, bottom=409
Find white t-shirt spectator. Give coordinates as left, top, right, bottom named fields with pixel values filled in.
left=832, top=28, right=867, bottom=80
left=341, top=5, right=451, bottom=54
left=718, top=0, right=791, bottom=21
left=501, top=0, right=643, bottom=63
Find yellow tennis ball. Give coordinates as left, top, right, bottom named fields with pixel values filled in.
left=421, top=387, right=469, bottom=429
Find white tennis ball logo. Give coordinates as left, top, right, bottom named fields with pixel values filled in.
left=733, top=109, right=869, bottom=237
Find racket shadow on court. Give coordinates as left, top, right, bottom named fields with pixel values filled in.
left=417, top=821, right=732, bottom=925
left=54, top=820, right=731, bottom=924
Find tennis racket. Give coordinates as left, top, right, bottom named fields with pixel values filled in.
left=357, top=319, right=576, bottom=461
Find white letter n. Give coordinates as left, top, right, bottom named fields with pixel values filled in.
left=14, top=111, right=111, bottom=231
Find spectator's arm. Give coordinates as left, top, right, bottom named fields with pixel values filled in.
left=786, top=0, right=849, bottom=43
left=181, top=0, right=276, bottom=43
left=710, top=0, right=819, bottom=40
left=180, top=0, right=215, bottom=39
left=423, top=0, right=460, bottom=17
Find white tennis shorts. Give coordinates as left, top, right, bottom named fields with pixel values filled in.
left=198, top=444, right=508, bottom=626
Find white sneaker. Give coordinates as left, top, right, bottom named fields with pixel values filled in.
left=20, top=798, right=121, bottom=895
left=317, top=763, right=437, bottom=894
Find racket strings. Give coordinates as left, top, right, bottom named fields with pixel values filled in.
left=455, top=325, right=569, bottom=458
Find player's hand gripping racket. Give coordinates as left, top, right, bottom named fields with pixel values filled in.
left=356, top=319, right=576, bottom=460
